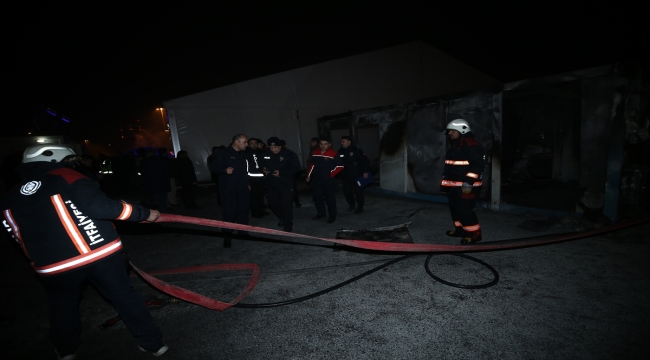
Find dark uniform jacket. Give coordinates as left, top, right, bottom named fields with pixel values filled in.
left=174, top=157, right=197, bottom=186
left=211, top=145, right=249, bottom=190
left=337, top=144, right=369, bottom=179
left=260, top=148, right=301, bottom=189
left=307, top=148, right=344, bottom=182
left=141, top=155, right=171, bottom=194
left=441, top=132, right=486, bottom=188
left=1, top=162, right=151, bottom=276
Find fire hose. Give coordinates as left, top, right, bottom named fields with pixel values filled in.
left=126, top=213, right=650, bottom=312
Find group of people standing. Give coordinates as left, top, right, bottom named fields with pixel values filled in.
left=207, top=133, right=371, bottom=248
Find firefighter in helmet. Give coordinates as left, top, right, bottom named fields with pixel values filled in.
left=441, top=119, right=486, bottom=244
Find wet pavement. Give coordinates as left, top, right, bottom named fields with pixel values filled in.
left=2, top=184, right=649, bottom=359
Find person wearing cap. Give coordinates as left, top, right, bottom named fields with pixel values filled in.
left=260, top=137, right=301, bottom=232
left=337, top=136, right=370, bottom=214
left=0, top=145, right=168, bottom=358
left=278, top=139, right=302, bottom=208
left=441, top=119, right=486, bottom=244
left=306, top=137, right=344, bottom=223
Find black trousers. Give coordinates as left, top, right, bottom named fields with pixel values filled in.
left=220, top=186, right=250, bottom=234
left=180, top=182, right=198, bottom=207
left=249, top=177, right=266, bottom=215
left=39, top=253, right=163, bottom=356
left=311, top=179, right=337, bottom=218
left=342, top=177, right=364, bottom=208
left=267, top=187, right=294, bottom=227
left=447, top=187, right=480, bottom=236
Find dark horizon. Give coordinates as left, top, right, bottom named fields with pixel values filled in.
left=6, top=3, right=649, bottom=145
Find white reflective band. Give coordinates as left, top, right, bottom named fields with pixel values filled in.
left=51, top=195, right=90, bottom=254
left=248, top=173, right=264, bottom=177
left=440, top=180, right=483, bottom=187
left=466, top=172, right=479, bottom=179
left=35, top=240, right=122, bottom=274
left=3, top=209, right=22, bottom=241
left=117, top=203, right=132, bottom=220
left=445, top=160, right=469, bottom=165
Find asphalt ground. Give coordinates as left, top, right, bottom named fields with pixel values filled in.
left=2, top=184, right=649, bottom=359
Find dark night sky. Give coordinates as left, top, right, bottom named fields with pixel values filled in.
left=6, top=3, right=649, bottom=144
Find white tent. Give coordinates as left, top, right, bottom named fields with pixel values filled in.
left=164, top=41, right=500, bottom=181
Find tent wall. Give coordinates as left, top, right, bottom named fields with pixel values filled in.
left=164, top=41, right=500, bottom=181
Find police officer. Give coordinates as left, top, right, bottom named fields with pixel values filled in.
left=246, top=138, right=267, bottom=218
left=1, top=145, right=168, bottom=358
left=338, top=136, right=369, bottom=214
left=210, top=134, right=250, bottom=248
left=441, top=119, right=486, bottom=244
left=306, top=137, right=344, bottom=223
left=260, top=137, right=301, bottom=232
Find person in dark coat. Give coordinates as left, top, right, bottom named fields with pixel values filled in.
left=260, top=137, right=301, bottom=232
left=141, top=149, right=171, bottom=212
left=210, top=134, right=250, bottom=248
left=206, top=146, right=222, bottom=206
left=337, top=136, right=369, bottom=214
left=175, top=150, right=202, bottom=209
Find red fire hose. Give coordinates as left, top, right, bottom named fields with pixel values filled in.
left=128, top=213, right=650, bottom=311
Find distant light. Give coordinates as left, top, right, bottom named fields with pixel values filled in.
left=61, top=117, right=70, bottom=123
left=156, top=108, right=164, bottom=111
left=36, top=139, right=46, bottom=143
left=28, top=132, right=31, bottom=135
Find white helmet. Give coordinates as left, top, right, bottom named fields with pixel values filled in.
left=23, top=144, right=76, bottom=163
left=446, top=119, right=471, bottom=134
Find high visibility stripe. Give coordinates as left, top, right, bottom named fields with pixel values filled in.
left=51, top=195, right=90, bottom=254
left=34, top=239, right=123, bottom=275
left=117, top=203, right=132, bottom=220
left=440, top=180, right=483, bottom=187
left=331, top=166, right=344, bottom=174
left=462, top=224, right=481, bottom=232
left=248, top=173, right=264, bottom=177
left=312, top=154, right=334, bottom=159
left=466, top=172, right=479, bottom=179
left=445, top=160, right=469, bottom=165
left=3, top=209, right=29, bottom=256
left=454, top=220, right=462, bottom=227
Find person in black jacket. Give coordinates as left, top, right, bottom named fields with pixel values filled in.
left=441, top=119, right=486, bottom=244
left=0, top=145, right=168, bottom=358
left=141, top=149, right=171, bottom=213
left=175, top=150, right=202, bottom=209
left=260, top=137, right=301, bottom=232
left=210, top=134, right=250, bottom=248
left=246, top=138, right=267, bottom=218
left=338, top=136, right=369, bottom=214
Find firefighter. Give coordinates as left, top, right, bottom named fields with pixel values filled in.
left=306, top=138, right=344, bottom=223
left=260, top=137, right=301, bottom=232
left=441, top=119, right=486, bottom=244
left=1, top=145, right=168, bottom=358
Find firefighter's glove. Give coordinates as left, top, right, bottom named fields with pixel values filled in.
left=461, top=182, right=472, bottom=194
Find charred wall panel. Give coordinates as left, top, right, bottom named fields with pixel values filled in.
left=406, top=103, right=447, bottom=194
left=581, top=76, right=628, bottom=199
